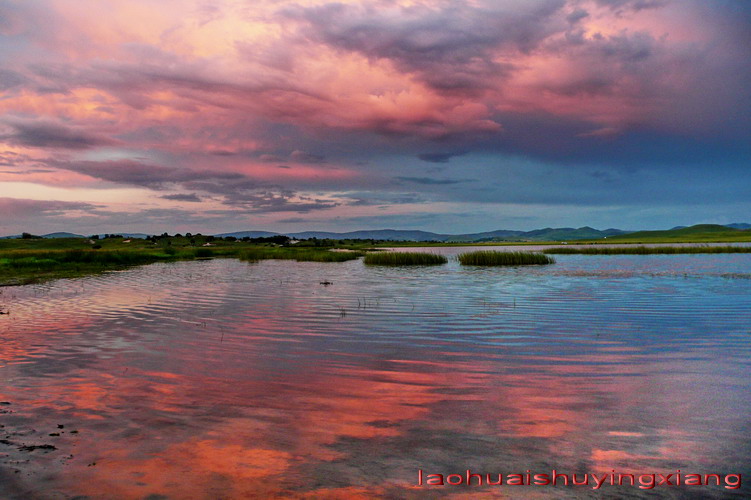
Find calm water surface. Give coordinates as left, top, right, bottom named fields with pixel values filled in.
left=1, top=250, right=750, bottom=499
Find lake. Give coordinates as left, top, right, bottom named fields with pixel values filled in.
left=1, top=250, right=749, bottom=499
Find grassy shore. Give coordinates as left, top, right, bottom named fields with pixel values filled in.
left=543, top=245, right=751, bottom=255
left=0, top=249, right=171, bottom=285
left=458, top=251, right=555, bottom=266
left=239, top=247, right=364, bottom=262
left=363, top=252, right=447, bottom=266
left=584, top=225, right=751, bottom=244
left=0, top=235, right=366, bottom=285
left=2, top=230, right=748, bottom=285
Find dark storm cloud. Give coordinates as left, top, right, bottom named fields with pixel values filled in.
left=0, top=150, right=33, bottom=166
left=417, top=151, right=468, bottom=163
left=159, top=193, right=203, bottom=202
left=220, top=190, right=339, bottom=213
left=0, top=197, right=98, bottom=217
left=565, top=8, right=589, bottom=23
left=26, top=45, right=328, bottom=116
left=395, top=176, right=472, bottom=185
left=595, top=0, right=668, bottom=12
left=287, top=0, right=565, bottom=92
left=0, top=69, right=26, bottom=90
left=53, top=159, right=245, bottom=188
left=0, top=168, right=54, bottom=174
left=441, top=110, right=751, bottom=168
left=290, top=150, right=326, bottom=164
left=1, top=119, right=117, bottom=150
left=49, top=159, right=339, bottom=214
left=332, top=191, right=424, bottom=206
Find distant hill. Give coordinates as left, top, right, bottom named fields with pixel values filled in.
left=109, top=233, right=149, bottom=239
left=606, top=224, right=750, bottom=242
left=215, top=230, right=280, bottom=239
left=43, top=232, right=86, bottom=238
left=458, top=226, right=626, bottom=241
left=0, top=232, right=86, bottom=239
left=3, top=223, right=748, bottom=242
left=216, top=227, right=629, bottom=242
left=290, top=229, right=450, bottom=241
left=445, top=229, right=524, bottom=242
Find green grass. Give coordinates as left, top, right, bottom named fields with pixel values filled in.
left=543, top=245, right=751, bottom=255
left=0, top=236, right=371, bottom=285
left=239, top=247, right=364, bottom=262
left=597, top=224, right=751, bottom=243
left=193, top=248, right=214, bottom=258
left=0, top=249, right=175, bottom=285
left=362, top=251, right=447, bottom=266
left=458, top=250, right=555, bottom=266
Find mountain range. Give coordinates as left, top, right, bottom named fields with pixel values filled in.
left=2, top=224, right=749, bottom=242
left=216, top=223, right=749, bottom=242
left=211, top=227, right=626, bottom=241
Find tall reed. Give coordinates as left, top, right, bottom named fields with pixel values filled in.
left=458, top=250, right=554, bottom=266
left=239, top=248, right=363, bottom=262
left=363, top=252, right=447, bottom=266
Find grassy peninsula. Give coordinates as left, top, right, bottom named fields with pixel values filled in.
left=0, top=233, right=367, bottom=286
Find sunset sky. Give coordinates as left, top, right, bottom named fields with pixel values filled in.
left=1, top=0, right=749, bottom=235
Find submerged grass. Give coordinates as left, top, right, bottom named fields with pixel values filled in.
left=458, top=250, right=555, bottom=266
left=239, top=247, right=364, bottom=263
left=542, top=245, right=751, bottom=255
left=363, top=251, right=448, bottom=266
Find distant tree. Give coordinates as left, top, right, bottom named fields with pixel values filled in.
left=21, top=232, right=34, bottom=239
left=224, top=236, right=237, bottom=242
left=174, top=233, right=182, bottom=238
left=90, top=234, right=100, bottom=240
left=185, top=232, right=192, bottom=238
left=206, top=235, right=215, bottom=242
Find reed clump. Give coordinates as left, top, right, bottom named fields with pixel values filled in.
left=542, top=245, right=751, bottom=255
left=363, top=252, right=447, bottom=266
left=458, top=250, right=554, bottom=266
left=193, top=248, right=214, bottom=258
left=239, top=248, right=364, bottom=263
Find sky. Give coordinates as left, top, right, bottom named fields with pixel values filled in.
left=0, top=0, right=749, bottom=236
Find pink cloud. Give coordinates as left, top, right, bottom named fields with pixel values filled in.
left=0, top=0, right=748, bottom=231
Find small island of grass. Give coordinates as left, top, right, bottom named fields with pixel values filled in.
left=458, top=250, right=555, bottom=266
left=239, top=247, right=364, bottom=262
left=363, top=252, right=448, bottom=266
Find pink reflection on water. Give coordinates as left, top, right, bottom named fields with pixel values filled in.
left=0, top=260, right=748, bottom=498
